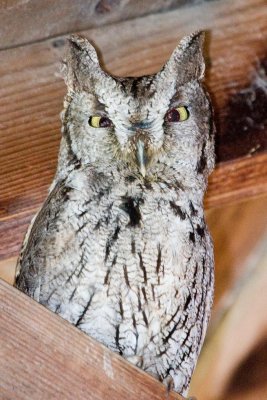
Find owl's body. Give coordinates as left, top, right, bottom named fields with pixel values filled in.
left=16, top=33, right=215, bottom=395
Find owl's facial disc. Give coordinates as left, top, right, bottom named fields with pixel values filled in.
left=63, top=32, right=208, bottom=179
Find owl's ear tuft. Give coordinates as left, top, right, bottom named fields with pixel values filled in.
left=63, top=35, right=103, bottom=91
left=69, top=35, right=100, bottom=65
left=164, top=31, right=206, bottom=84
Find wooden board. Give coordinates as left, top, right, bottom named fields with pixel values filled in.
left=0, top=279, right=184, bottom=400
left=0, top=0, right=267, bottom=261
left=0, top=0, right=199, bottom=49
left=207, top=153, right=267, bottom=209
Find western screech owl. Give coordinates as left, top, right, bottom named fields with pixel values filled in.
left=15, top=32, right=215, bottom=396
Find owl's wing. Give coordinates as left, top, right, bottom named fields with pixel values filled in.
left=15, top=179, right=69, bottom=300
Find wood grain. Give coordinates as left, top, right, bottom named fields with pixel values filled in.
left=0, top=0, right=267, bottom=261
left=206, top=152, right=267, bottom=209
left=0, top=279, right=184, bottom=400
left=0, top=0, right=201, bottom=50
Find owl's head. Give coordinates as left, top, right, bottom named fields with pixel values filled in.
left=60, top=32, right=214, bottom=191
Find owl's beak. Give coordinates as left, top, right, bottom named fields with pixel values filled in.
left=136, top=140, right=147, bottom=177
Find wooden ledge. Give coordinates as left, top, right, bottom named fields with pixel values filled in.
left=0, top=279, right=184, bottom=400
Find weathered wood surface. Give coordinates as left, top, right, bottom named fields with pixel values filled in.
left=0, top=279, right=184, bottom=400
left=0, top=0, right=267, bottom=261
left=0, top=0, right=203, bottom=49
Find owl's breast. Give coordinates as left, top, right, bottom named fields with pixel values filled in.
left=39, top=178, right=213, bottom=360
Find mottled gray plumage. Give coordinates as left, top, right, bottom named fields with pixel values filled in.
left=16, top=32, right=215, bottom=396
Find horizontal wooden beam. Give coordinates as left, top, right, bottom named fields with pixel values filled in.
left=0, top=279, right=184, bottom=400
left=0, top=0, right=266, bottom=261
left=206, top=152, right=267, bottom=209
left=0, top=0, right=198, bottom=50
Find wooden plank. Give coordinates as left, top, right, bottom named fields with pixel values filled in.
left=0, top=0, right=267, bottom=261
left=0, top=0, right=200, bottom=49
left=206, top=152, right=267, bottom=209
left=0, top=279, right=184, bottom=400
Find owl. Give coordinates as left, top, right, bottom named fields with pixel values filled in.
left=15, top=31, right=215, bottom=396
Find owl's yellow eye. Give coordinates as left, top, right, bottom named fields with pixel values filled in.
left=165, top=106, right=189, bottom=122
left=88, top=116, right=112, bottom=128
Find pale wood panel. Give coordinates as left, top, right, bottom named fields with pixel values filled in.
left=0, top=279, right=184, bottom=400
left=206, top=195, right=267, bottom=307
left=0, top=256, right=16, bottom=285
left=190, top=242, right=267, bottom=400
left=0, top=0, right=267, bottom=260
